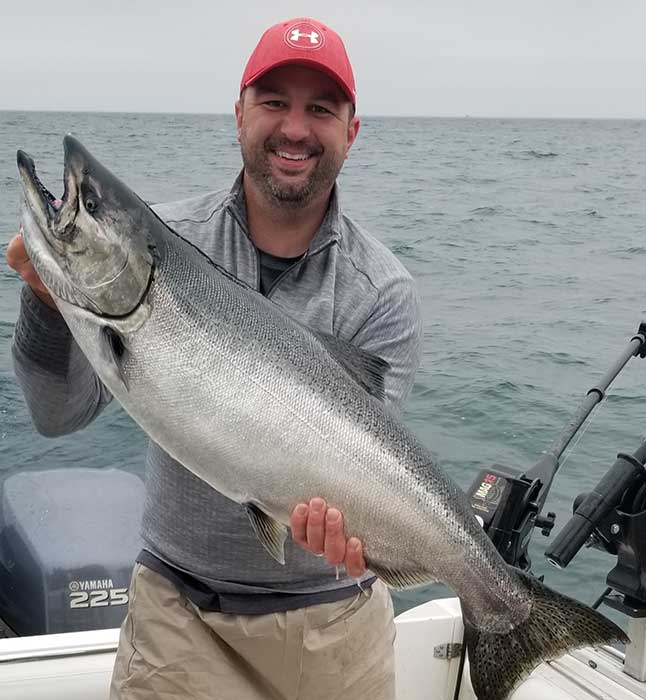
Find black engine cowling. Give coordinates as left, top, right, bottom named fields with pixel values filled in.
left=0, top=467, right=144, bottom=637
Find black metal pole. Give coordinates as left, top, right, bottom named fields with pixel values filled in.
left=548, top=332, right=646, bottom=462
left=523, top=329, right=646, bottom=497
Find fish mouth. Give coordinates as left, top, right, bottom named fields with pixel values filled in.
left=17, top=146, right=79, bottom=242
left=17, top=150, right=60, bottom=219
left=17, top=136, right=154, bottom=318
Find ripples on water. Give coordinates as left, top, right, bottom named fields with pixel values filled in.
left=1, top=112, right=646, bottom=619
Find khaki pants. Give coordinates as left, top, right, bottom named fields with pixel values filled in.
left=110, top=564, right=396, bottom=700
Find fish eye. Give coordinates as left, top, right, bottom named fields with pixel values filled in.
left=81, top=182, right=100, bottom=214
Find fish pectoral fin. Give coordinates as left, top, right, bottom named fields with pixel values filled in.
left=366, top=560, right=438, bottom=589
left=245, top=503, right=287, bottom=565
left=99, top=326, right=129, bottom=392
left=314, top=332, right=390, bottom=401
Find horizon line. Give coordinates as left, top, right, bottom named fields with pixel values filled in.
left=1, top=108, right=645, bottom=121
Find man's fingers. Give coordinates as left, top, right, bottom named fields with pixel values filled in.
left=21, top=267, right=44, bottom=290
left=6, top=232, right=58, bottom=309
left=7, top=233, right=40, bottom=286
left=345, top=537, right=366, bottom=579
left=305, top=497, right=326, bottom=555
left=290, top=499, right=366, bottom=576
left=6, top=233, right=30, bottom=269
left=290, top=503, right=309, bottom=547
left=323, top=508, right=346, bottom=566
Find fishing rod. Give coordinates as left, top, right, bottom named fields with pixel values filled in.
left=466, top=321, right=646, bottom=570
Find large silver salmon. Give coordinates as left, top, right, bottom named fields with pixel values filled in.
left=17, top=136, right=627, bottom=700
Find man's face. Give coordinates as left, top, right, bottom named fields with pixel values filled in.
left=235, top=65, right=360, bottom=208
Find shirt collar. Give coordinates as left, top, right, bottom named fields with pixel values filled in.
left=225, top=170, right=342, bottom=255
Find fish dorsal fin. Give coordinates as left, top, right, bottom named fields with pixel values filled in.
left=366, top=559, right=438, bottom=589
left=315, top=332, right=390, bottom=401
left=245, top=503, right=288, bottom=565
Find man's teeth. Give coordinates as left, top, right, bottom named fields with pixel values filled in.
left=276, top=151, right=310, bottom=161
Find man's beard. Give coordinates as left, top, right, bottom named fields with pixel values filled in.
left=241, top=135, right=344, bottom=208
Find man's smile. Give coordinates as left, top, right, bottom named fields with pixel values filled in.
left=269, top=148, right=318, bottom=173
left=275, top=150, right=310, bottom=161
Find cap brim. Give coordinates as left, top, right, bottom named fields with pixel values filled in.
left=241, top=58, right=356, bottom=105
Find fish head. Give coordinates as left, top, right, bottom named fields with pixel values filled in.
left=17, top=135, right=155, bottom=317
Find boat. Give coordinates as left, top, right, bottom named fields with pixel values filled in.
left=3, top=324, right=646, bottom=699
left=2, top=593, right=644, bottom=699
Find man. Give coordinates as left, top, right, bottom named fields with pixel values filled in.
left=8, top=17, right=422, bottom=700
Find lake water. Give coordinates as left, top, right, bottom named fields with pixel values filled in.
left=1, top=111, right=646, bottom=621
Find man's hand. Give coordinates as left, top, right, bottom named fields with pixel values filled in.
left=6, top=232, right=58, bottom=310
left=290, top=498, right=367, bottom=578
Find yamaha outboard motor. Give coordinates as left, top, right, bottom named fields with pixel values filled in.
left=0, top=467, right=144, bottom=637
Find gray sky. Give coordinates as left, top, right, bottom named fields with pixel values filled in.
left=2, top=0, right=645, bottom=118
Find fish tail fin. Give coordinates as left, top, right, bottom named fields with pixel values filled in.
left=463, top=570, right=628, bottom=700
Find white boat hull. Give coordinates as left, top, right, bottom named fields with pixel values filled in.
left=1, top=598, right=643, bottom=700
left=395, top=597, right=646, bottom=700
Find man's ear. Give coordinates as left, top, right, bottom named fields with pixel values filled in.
left=234, top=99, right=243, bottom=142
left=345, top=116, right=360, bottom=157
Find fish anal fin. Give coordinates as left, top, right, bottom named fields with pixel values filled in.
left=245, top=503, right=287, bottom=565
left=366, top=560, right=438, bottom=589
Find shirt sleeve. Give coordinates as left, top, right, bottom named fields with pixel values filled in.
left=11, top=285, right=112, bottom=437
left=350, top=273, right=423, bottom=413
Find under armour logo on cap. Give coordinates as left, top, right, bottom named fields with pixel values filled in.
left=284, top=21, right=326, bottom=50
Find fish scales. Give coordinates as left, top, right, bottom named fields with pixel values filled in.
left=16, top=136, right=629, bottom=700
left=71, top=221, right=522, bottom=625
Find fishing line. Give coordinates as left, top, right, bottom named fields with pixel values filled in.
left=558, top=377, right=620, bottom=471
left=557, top=403, right=603, bottom=471
left=591, top=586, right=612, bottom=610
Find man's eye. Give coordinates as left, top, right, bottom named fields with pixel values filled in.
left=311, top=105, right=331, bottom=115
left=264, top=100, right=285, bottom=109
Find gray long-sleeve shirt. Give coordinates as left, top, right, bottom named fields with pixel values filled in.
left=12, top=173, right=422, bottom=598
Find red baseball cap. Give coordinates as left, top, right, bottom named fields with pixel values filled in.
left=240, top=18, right=356, bottom=106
